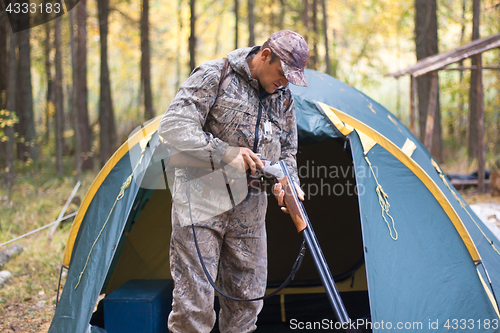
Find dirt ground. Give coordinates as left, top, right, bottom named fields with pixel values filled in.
left=0, top=301, right=53, bottom=332
left=1, top=193, right=499, bottom=333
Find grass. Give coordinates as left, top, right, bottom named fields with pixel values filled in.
left=0, top=156, right=94, bottom=332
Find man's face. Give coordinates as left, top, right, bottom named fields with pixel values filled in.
left=259, top=56, right=288, bottom=94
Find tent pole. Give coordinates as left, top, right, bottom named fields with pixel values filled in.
left=56, top=265, right=68, bottom=306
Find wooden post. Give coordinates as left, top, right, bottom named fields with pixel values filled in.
left=477, top=55, right=485, bottom=193
left=410, top=75, right=417, bottom=135
left=424, top=71, right=438, bottom=152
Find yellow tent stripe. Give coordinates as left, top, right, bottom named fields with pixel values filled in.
left=321, top=104, right=353, bottom=135
left=316, top=102, right=481, bottom=262
left=62, top=117, right=162, bottom=267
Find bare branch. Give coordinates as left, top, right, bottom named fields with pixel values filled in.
left=109, top=6, right=139, bottom=26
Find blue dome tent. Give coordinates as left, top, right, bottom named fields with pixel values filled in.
left=49, top=70, right=500, bottom=332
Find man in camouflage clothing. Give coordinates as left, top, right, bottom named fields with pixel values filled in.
left=159, top=30, right=309, bottom=332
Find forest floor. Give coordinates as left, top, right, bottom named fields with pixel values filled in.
left=0, top=162, right=499, bottom=333
left=0, top=163, right=93, bottom=333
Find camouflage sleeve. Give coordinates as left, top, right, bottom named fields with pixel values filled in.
left=158, top=60, right=229, bottom=166
left=280, top=92, right=300, bottom=186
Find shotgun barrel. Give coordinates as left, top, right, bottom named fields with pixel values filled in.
left=277, top=160, right=351, bottom=325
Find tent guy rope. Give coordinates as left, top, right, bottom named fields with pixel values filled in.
left=0, top=212, right=78, bottom=248
left=75, top=153, right=145, bottom=290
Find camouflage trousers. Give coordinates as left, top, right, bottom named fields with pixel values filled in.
left=168, top=191, right=268, bottom=333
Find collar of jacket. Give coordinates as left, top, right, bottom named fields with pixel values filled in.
left=227, top=46, right=287, bottom=95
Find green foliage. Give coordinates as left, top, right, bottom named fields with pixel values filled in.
left=16, top=0, right=500, bottom=175
left=0, top=109, right=19, bottom=144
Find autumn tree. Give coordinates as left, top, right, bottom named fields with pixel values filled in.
left=469, top=0, right=485, bottom=191
left=310, top=0, right=318, bottom=69
left=248, top=0, right=255, bottom=46
left=189, top=0, right=196, bottom=71
left=16, top=18, right=38, bottom=162
left=234, top=0, right=239, bottom=49
left=98, top=0, right=117, bottom=166
left=175, top=0, right=183, bottom=93
left=279, top=0, right=285, bottom=30
left=468, top=0, right=481, bottom=161
left=5, top=22, right=17, bottom=186
left=0, top=9, right=7, bottom=167
left=77, top=0, right=93, bottom=170
left=54, top=16, right=64, bottom=175
left=69, top=6, right=82, bottom=179
left=0, top=10, right=14, bottom=187
left=321, top=0, right=330, bottom=75
left=44, top=21, right=54, bottom=144
left=141, top=0, right=154, bottom=121
left=415, top=0, right=442, bottom=162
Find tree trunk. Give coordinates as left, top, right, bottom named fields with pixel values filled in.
left=189, top=0, right=197, bottom=71
left=98, top=0, right=117, bottom=166
left=175, top=0, right=183, bottom=93
left=16, top=24, right=38, bottom=161
left=468, top=0, right=480, bottom=161
left=310, top=0, right=318, bottom=70
left=214, top=16, right=222, bottom=56
left=321, top=0, right=330, bottom=75
left=5, top=28, right=16, bottom=187
left=498, top=48, right=500, bottom=152
left=248, top=0, right=255, bottom=46
left=54, top=16, right=64, bottom=175
left=77, top=0, right=93, bottom=170
left=0, top=11, right=7, bottom=169
left=414, top=0, right=441, bottom=162
left=470, top=0, right=485, bottom=192
left=457, top=0, right=466, bottom=144
left=70, top=8, right=82, bottom=179
left=141, top=0, right=154, bottom=121
left=279, top=0, right=285, bottom=30
left=302, top=0, right=309, bottom=44
left=44, top=21, right=54, bottom=144
left=234, top=0, right=239, bottom=49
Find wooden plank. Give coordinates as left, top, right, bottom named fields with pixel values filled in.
left=424, top=72, right=438, bottom=151
left=389, top=32, right=500, bottom=78
left=440, top=66, right=500, bottom=70
left=450, top=179, right=491, bottom=192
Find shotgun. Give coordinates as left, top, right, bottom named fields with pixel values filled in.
left=258, top=159, right=351, bottom=325
left=165, top=149, right=352, bottom=324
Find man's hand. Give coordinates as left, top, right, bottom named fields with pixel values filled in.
left=273, top=182, right=305, bottom=214
left=222, top=146, right=263, bottom=175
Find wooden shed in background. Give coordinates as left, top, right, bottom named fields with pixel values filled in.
left=388, top=32, right=500, bottom=193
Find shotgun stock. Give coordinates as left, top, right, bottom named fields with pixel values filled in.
left=278, top=175, right=307, bottom=232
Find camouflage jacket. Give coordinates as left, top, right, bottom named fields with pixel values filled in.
left=159, top=47, right=299, bottom=224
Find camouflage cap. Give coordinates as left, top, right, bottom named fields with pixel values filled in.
left=267, top=30, right=309, bottom=87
